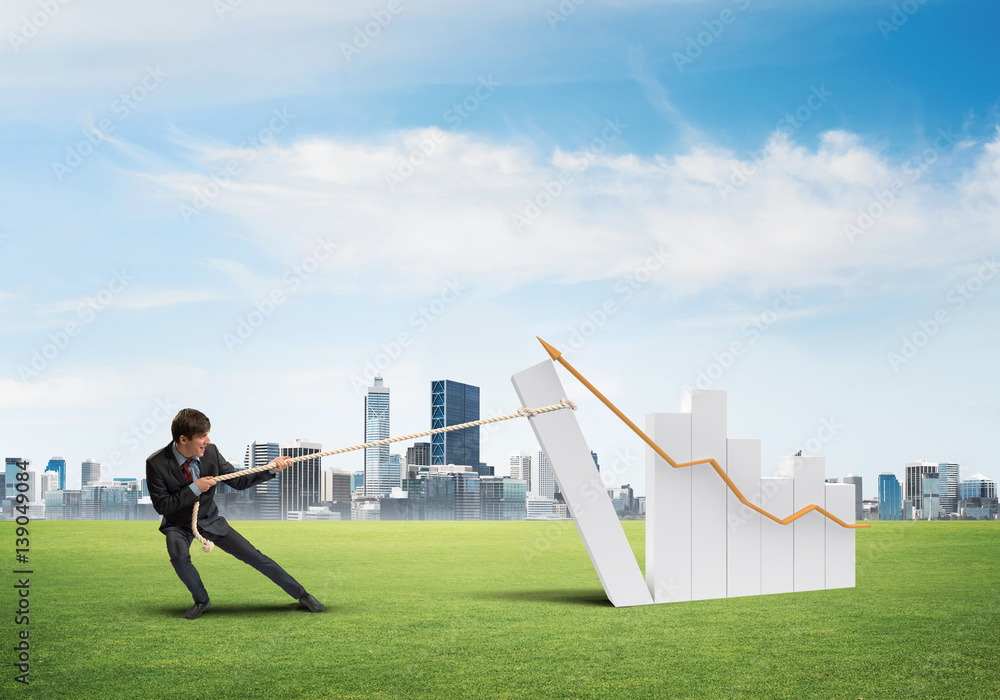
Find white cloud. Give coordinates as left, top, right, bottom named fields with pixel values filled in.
left=135, top=124, right=1000, bottom=299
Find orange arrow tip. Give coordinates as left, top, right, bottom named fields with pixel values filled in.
left=537, top=337, right=562, bottom=361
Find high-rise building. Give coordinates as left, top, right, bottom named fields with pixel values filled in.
left=351, top=471, right=365, bottom=493
left=431, top=379, right=482, bottom=468
left=878, top=473, right=902, bottom=520
left=44, top=490, right=82, bottom=520
left=40, top=471, right=59, bottom=495
left=451, top=468, right=481, bottom=520
left=921, top=474, right=940, bottom=520
left=46, top=457, right=67, bottom=490
left=535, top=451, right=555, bottom=498
left=591, top=451, right=600, bottom=472
left=365, top=375, right=393, bottom=496
left=904, top=461, right=938, bottom=508
left=81, top=458, right=102, bottom=487
left=843, top=475, right=863, bottom=521
left=389, top=453, right=403, bottom=489
left=245, top=441, right=281, bottom=520
left=937, top=462, right=959, bottom=515
left=321, top=469, right=352, bottom=503
left=4, top=457, right=24, bottom=500
left=480, top=477, right=527, bottom=520
left=960, top=473, right=997, bottom=500
left=509, top=451, right=532, bottom=491
left=281, top=439, right=322, bottom=520
left=406, top=442, right=431, bottom=469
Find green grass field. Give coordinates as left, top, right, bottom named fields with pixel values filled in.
left=2, top=520, right=998, bottom=699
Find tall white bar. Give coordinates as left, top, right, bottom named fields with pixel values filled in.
left=759, top=476, right=794, bottom=595
left=646, top=413, right=692, bottom=602
left=726, top=438, right=761, bottom=598
left=778, top=456, right=826, bottom=593
left=681, top=389, right=728, bottom=601
left=511, top=361, right=652, bottom=607
left=825, top=483, right=856, bottom=590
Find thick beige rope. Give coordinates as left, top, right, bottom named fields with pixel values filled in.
left=192, top=398, right=577, bottom=552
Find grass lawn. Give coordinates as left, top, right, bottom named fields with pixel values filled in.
left=2, top=519, right=998, bottom=699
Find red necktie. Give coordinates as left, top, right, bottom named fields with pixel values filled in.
left=181, top=458, right=194, bottom=484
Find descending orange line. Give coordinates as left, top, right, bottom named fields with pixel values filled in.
left=537, top=337, right=871, bottom=530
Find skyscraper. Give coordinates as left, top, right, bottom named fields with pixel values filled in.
left=365, top=375, right=392, bottom=496
left=904, top=461, right=938, bottom=510
left=46, top=457, right=67, bottom=490
left=535, top=451, right=555, bottom=498
left=878, top=473, right=902, bottom=520
left=843, top=475, right=863, bottom=521
left=591, top=450, right=600, bottom=472
left=960, top=473, right=997, bottom=500
left=245, top=441, right=281, bottom=520
left=4, top=458, right=23, bottom=500
left=81, top=458, right=101, bottom=486
left=281, top=439, right=322, bottom=519
left=406, top=442, right=431, bottom=469
left=40, top=471, right=59, bottom=495
left=921, top=474, right=940, bottom=519
left=431, top=379, right=482, bottom=468
left=509, top=451, right=532, bottom=491
left=937, top=462, right=959, bottom=515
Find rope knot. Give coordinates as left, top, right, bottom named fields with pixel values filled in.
left=517, top=406, right=540, bottom=417
left=560, top=397, right=578, bottom=410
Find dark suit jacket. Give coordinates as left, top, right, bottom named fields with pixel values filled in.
left=145, top=442, right=275, bottom=537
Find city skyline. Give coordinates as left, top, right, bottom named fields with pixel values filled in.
left=2, top=1, right=999, bottom=497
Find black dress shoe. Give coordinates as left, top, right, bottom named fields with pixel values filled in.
left=297, top=593, right=326, bottom=613
left=184, top=601, right=211, bottom=620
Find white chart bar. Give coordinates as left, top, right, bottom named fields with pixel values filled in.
left=778, top=456, right=826, bottom=593
left=682, top=390, right=728, bottom=601
left=646, top=412, right=692, bottom=603
left=760, top=476, right=794, bottom=595
left=511, top=361, right=652, bottom=607
left=726, top=438, right=762, bottom=598
left=825, top=483, right=856, bottom=590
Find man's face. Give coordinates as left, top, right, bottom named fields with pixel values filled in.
left=178, top=432, right=211, bottom=458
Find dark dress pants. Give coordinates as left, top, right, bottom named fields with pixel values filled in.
left=164, top=525, right=306, bottom=604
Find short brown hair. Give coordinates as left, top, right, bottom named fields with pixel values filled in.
left=171, top=409, right=211, bottom=443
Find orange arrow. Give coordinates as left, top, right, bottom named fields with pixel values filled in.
left=537, top=336, right=870, bottom=529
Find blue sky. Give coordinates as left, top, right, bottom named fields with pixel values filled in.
left=2, top=0, right=998, bottom=497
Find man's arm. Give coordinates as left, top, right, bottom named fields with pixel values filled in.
left=146, top=456, right=197, bottom=516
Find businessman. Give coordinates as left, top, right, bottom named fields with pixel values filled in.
left=146, top=408, right=325, bottom=619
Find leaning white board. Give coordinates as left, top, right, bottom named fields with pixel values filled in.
left=511, top=360, right=652, bottom=607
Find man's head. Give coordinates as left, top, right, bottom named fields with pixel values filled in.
left=172, top=408, right=212, bottom=458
